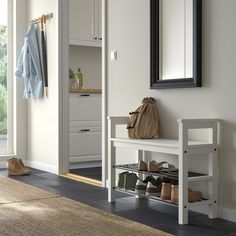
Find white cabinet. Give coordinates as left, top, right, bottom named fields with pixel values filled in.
left=69, top=94, right=101, bottom=121
left=69, top=93, right=102, bottom=163
left=69, top=0, right=102, bottom=47
left=69, top=126, right=102, bottom=162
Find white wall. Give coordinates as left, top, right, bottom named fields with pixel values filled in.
left=27, top=0, right=59, bottom=173
left=69, top=46, right=102, bottom=89
left=14, top=0, right=28, bottom=163
left=107, top=0, right=236, bottom=222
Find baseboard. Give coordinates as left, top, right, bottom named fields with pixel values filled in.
left=219, top=207, right=236, bottom=223
left=26, top=160, right=58, bottom=175
left=183, top=204, right=236, bottom=223
left=69, top=161, right=102, bottom=170
left=69, top=155, right=101, bottom=163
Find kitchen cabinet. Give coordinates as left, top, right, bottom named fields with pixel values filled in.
left=69, top=0, right=102, bottom=47
left=69, top=93, right=102, bottom=163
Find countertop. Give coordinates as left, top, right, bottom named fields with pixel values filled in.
left=69, top=88, right=102, bottom=94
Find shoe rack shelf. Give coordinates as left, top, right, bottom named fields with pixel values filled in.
left=116, top=187, right=178, bottom=207
left=114, top=163, right=206, bottom=180
left=115, top=187, right=211, bottom=208
left=108, top=117, right=219, bottom=225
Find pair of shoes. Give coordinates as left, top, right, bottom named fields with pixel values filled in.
left=135, top=176, right=162, bottom=196
left=138, top=160, right=177, bottom=172
left=7, top=158, right=31, bottom=176
left=148, top=160, right=177, bottom=172
left=118, top=172, right=138, bottom=191
left=160, top=182, right=172, bottom=200
left=170, top=185, right=203, bottom=203
left=160, top=183, right=203, bottom=203
left=138, top=160, right=148, bottom=171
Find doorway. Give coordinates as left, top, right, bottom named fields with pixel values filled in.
left=59, top=0, right=107, bottom=187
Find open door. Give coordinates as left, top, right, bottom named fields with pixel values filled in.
left=59, top=0, right=108, bottom=188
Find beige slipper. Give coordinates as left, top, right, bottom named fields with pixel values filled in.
left=148, top=160, right=177, bottom=172
left=158, top=162, right=177, bottom=172
left=138, top=160, right=148, bottom=171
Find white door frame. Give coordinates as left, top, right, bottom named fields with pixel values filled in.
left=101, top=0, right=108, bottom=187
left=58, top=0, right=108, bottom=188
left=58, top=0, right=69, bottom=175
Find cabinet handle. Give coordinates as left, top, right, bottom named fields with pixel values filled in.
left=80, top=94, right=90, bottom=97
left=94, top=37, right=98, bottom=40
left=80, top=129, right=90, bottom=132
left=99, top=38, right=102, bottom=40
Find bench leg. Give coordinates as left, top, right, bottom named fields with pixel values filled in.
left=136, top=150, right=144, bottom=199
left=208, top=152, right=218, bottom=218
left=179, top=154, right=188, bottom=225
left=108, top=144, right=116, bottom=202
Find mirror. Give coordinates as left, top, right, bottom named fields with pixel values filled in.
left=150, top=0, right=202, bottom=89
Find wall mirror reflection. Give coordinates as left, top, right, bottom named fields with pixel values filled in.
left=150, top=0, right=202, bottom=88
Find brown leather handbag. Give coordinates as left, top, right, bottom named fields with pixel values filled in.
left=127, top=97, right=159, bottom=139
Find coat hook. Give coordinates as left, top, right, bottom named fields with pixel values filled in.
left=41, top=15, right=44, bottom=31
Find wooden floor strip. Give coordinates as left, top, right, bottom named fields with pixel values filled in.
left=61, top=173, right=102, bottom=187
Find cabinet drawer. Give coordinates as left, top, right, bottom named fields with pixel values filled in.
left=69, top=129, right=101, bottom=156
left=69, top=94, right=101, bottom=121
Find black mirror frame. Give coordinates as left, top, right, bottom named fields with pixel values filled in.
left=150, top=0, right=202, bottom=89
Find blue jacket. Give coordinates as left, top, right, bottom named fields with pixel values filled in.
left=15, top=23, right=43, bottom=99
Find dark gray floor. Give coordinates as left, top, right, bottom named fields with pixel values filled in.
left=0, top=168, right=236, bottom=236
left=69, top=167, right=102, bottom=181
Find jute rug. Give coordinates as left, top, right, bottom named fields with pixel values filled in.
left=0, top=176, right=172, bottom=236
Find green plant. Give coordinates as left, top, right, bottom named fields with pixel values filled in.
left=0, top=83, right=7, bottom=134
left=0, top=118, right=7, bottom=134
left=0, top=25, right=7, bottom=134
left=0, top=25, right=7, bottom=89
left=69, top=68, right=75, bottom=80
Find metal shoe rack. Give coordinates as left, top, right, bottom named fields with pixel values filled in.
left=114, top=163, right=206, bottom=180
left=108, top=117, right=219, bottom=225
left=114, top=163, right=207, bottom=207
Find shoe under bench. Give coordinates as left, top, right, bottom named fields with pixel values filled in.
left=107, top=117, right=219, bottom=225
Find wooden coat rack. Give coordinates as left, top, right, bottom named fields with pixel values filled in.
left=31, top=13, right=53, bottom=25
left=30, top=13, right=53, bottom=98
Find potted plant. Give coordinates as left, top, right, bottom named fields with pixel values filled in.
left=69, top=68, right=75, bottom=89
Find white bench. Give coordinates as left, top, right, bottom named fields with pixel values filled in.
left=108, top=117, right=219, bottom=225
